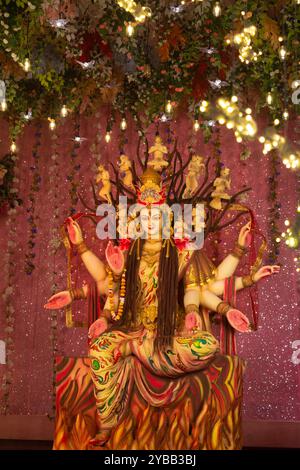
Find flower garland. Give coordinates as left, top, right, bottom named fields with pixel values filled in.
left=67, top=116, right=81, bottom=216
left=47, top=126, right=60, bottom=419
left=0, top=148, right=21, bottom=414
left=267, top=149, right=281, bottom=264
left=25, top=121, right=42, bottom=275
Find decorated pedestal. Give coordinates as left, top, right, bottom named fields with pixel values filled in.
left=53, top=354, right=244, bottom=450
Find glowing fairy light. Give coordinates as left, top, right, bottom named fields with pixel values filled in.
left=60, top=105, right=68, bottom=117
left=126, top=22, right=134, bottom=36
left=193, top=119, right=200, bottom=132
left=105, top=132, right=111, bottom=143
left=199, top=100, right=209, bottom=113
left=165, top=100, right=172, bottom=114
left=120, top=117, right=127, bottom=130
left=48, top=118, right=56, bottom=130
left=274, top=118, right=280, bottom=126
left=225, top=25, right=258, bottom=63
left=266, top=92, right=273, bottom=105
left=279, top=46, right=287, bottom=60
left=23, top=57, right=31, bottom=72
left=10, top=141, right=17, bottom=153
left=1, top=99, right=7, bottom=111
left=213, top=2, right=221, bottom=17
left=283, top=110, right=289, bottom=120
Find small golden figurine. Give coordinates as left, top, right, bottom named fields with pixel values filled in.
left=148, top=135, right=168, bottom=172
left=183, top=155, right=205, bottom=198
left=96, top=164, right=112, bottom=204
left=210, top=167, right=231, bottom=210
left=119, top=154, right=134, bottom=190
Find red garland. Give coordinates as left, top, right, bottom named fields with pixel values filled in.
left=78, top=31, right=112, bottom=62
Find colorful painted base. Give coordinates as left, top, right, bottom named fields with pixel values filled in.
left=53, top=354, right=244, bottom=450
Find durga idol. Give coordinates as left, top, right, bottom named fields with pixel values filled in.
left=45, top=150, right=280, bottom=450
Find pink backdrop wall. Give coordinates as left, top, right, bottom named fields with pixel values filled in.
left=0, top=112, right=299, bottom=424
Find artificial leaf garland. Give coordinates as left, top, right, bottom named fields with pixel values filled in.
left=1, top=149, right=21, bottom=414
left=267, top=149, right=281, bottom=264
left=25, top=121, right=42, bottom=275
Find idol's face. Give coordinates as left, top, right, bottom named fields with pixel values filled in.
left=140, top=206, right=161, bottom=239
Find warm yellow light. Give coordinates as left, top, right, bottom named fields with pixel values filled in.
left=279, top=47, right=287, bottom=60
left=126, top=22, right=134, bottom=36
left=165, top=100, right=172, bottom=114
left=274, top=118, right=280, bottom=126
left=259, top=136, right=265, bottom=143
left=120, top=117, right=127, bottom=130
left=266, top=93, right=273, bottom=105
left=218, top=117, right=226, bottom=125
left=24, top=57, right=31, bottom=72
left=284, top=220, right=290, bottom=226
left=283, top=110, right=289, bottom=120
left=231, top=95, right=238, bottom=103
left=1, top=100, right=7, bottom=111
left=60, top=105, right=68, bottom=117
left=105, top=132, right=111, bottom=143
left=193, top=119, right=200, bottom=132
left=49, top=119, right=56, bottom=130
left=213, top=1, right=221, bottom=17
left=10, top=141, right=17, bottom=153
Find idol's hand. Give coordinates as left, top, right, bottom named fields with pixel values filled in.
left=88, top=317, right=108, bottom=341
left=105, top=241, right=125, bottom=275
left=44, top=291, right=71, bottom=309
left=226, top=309, right=251, bottom=333
left=238, top=221, right=252, bottom=247
left=253, top=265, right=281, bottom=283
left=184, top=311, right=202, bottom=334
left=66, top=217, right=83, bottom=245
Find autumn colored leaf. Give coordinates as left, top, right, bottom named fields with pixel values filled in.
left=159, top=42, right=170, bottom=62
left=262, top=14, right=280, bottom=50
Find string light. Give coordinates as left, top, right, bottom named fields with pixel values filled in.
left=1, top=100, right=7, bottom=111
left=165, top=100, right=172, bottom=114
left=117, top=1, right=151, bottom=23
left=225, top=25, right=258, bottom=63
left=105, top=131, right=111, bottom=143
left=266, top=92, right=273, bottom=105
left=274, top=118, right=280, bottom=126
left=279, top=46, right=287, bottom=60
left=48, top=118, right=56, bottom=130
left=24, top=57, right=31, bottom=72
left=120, top=117, right=127, bottom=130
left=126, top=22, right=135, bottom=36
left=199, top=100, right=209, bottom=113
left=216, top=97, right=257, bottom=141
left=213, top=2, right=221, bottom=17
left=283, top=110, right=289, bottom=120
left=10, top=141, right=17, bottom=153
left=60, top=105, right=68, bottom=117
left=193, top=119, right=200, bottom=132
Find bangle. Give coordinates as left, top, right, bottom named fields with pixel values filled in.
left=232, top=242, right=248, bottom=260
left=77, top=241, right=89, bottom=256
left=185, top=304, right=199, bottom=314
left=242, top=274, right=255, bottom=288
left=69, top=287, right=86, bottom=301
left=216, top=301, right=231, bottom=316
